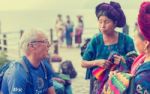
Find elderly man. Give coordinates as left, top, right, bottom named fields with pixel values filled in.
left=1, top=29, right=56, bottom=94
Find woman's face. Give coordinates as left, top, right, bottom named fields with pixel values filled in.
left=98, top=16, right=116, bottom=35
left=134, top=27, right=145, bottom=54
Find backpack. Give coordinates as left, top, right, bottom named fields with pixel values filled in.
left=0, top=62, right=11, bottom=89
left=60, top=60, right=77, bottom=79
left=80, top=38, right=91, bottom=56
left=0, top=60, right=47, bottom=91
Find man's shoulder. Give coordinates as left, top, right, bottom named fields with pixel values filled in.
left=5, top=61, right=27, bottom=78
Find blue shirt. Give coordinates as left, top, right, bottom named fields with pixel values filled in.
left=82, top=32, right=136, bottom=79
left=1, top=56, right=53, bottom=94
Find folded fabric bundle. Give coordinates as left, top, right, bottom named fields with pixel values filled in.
left=103, top=72, right=132, bottom=94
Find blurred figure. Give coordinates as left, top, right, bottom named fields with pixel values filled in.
left=65, top=15, right=74, bottom=48
left=55, top=14, right=65, bottom=46
left=45, top=55, right=73, bottom=94
left=75, top=15, right=84, bottom=48
left=133, top=22, right=138, bottom=32
left=122, top=23, right=129, bottom=35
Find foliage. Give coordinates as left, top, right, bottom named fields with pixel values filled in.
left=0, top=51, right=8, bottom=66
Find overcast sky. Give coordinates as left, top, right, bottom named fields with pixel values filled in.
left=0, top=0, right=147, bottom=11
left=0, top=0, right=148, bottom=34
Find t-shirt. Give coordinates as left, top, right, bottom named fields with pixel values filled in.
left=1, top=56, right=53, bottom=94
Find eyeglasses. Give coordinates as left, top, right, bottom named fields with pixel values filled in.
left=30, top=40, right=50, bottom=45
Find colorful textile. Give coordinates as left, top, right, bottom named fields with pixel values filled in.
left=92, top=67, right=105, bottom=80
left=92, top=51, right=137, bottom=81
left=102, top=54, right=150, bottom=94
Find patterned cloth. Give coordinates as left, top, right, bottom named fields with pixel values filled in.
left=102, top=54, right=150, bottom=94
left=82, top=32, right=135, bottom=93
left=132, top=61, right=150, bottom=93
left=102, top=72, right=132, bottom=94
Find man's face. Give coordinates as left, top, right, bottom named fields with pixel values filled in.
left=29, top=33, right=51, bottom=60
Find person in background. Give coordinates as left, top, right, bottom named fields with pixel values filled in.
left=75, top=15, right=84, bottom=48
left=81, top=1, right=136, bottom=94
left=44, top=55, right=73, bottom=94
left=1, top=29, right=56, bottom=94
left=122, top=23, right=129, bottom=35
left=65, top=15, right=74, bottom=48
left=55, top=14, right=65, bottom=46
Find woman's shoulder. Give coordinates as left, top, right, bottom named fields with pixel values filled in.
left=136, top=61, right=150, bottom=74
left=119, top=32, right=133, bottom=40
left=134, top=65, right=150, bottom=93
left=134, top=61, right=150, bottom=83
left=119, top=32, right=134, bottom=44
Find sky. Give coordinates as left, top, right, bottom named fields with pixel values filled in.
left=0, top=0, right=148, bottom=36
left=0, top=0, right=149, bottom=59
left=0, top=0, right=146, bottom=11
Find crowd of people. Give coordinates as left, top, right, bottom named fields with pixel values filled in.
left=55, top=14, right=84, bottom=48
left=0, top=1, right=150, bottom=94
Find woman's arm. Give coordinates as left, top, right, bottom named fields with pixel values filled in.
left=81, top=59, right=110, bottom=68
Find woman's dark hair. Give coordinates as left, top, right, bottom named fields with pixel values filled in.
left=95, top=1, right=126, bottom=27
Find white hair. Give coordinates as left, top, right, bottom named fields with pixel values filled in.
left=19, top=28, right=46, bottom=53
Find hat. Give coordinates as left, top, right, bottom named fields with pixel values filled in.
left=138, top=2, right=150, bottom=41
left=95, top=1, right=126, bottom=27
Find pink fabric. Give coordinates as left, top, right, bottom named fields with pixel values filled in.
left=92, top=67, right=105, bottom=80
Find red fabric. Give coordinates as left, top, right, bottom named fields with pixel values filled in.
left=130, top=53, right=146, bottom=75
left=138, top=2, right=150, bottom=41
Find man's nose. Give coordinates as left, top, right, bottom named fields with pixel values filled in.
left=46, top=42, right=51, bottom=48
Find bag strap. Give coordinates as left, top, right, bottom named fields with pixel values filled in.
left=20, top=61, right=29, bottom=73
left=20, top=60, right=34, bottom=94
left=41, top=61, right=48, bottom=80
left=20, top=60, right=48, bottom=81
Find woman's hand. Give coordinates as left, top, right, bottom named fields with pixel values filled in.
left=113, top=55, right=126, bottom=65
left=81, top=59, right=111, bottom=68
left=95, top=59, right=111, bottom=69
